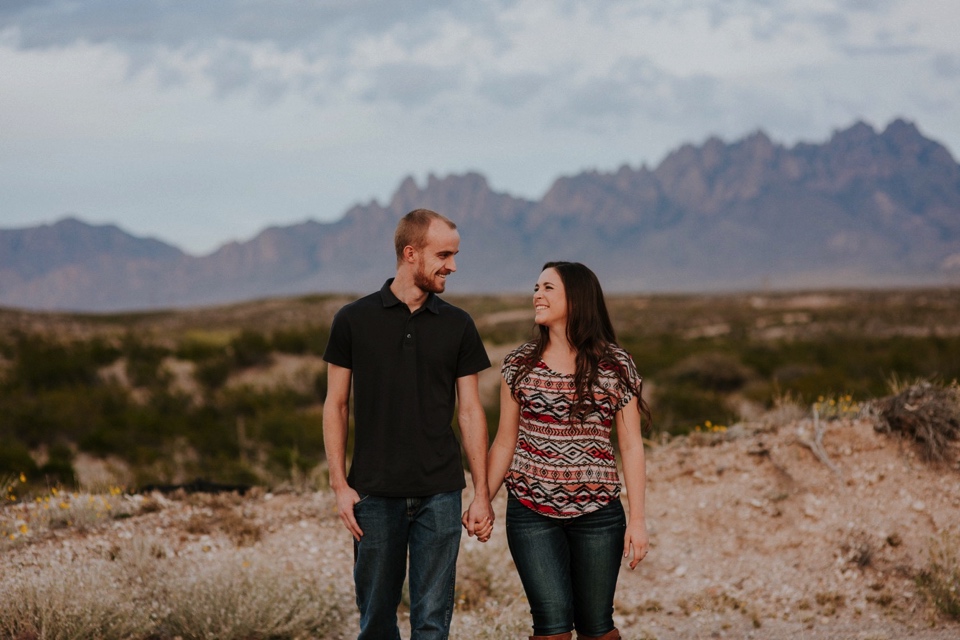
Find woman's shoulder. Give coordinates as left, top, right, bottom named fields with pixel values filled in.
left=603, top=343, right=635, bottom=365
left=504, top=341, right=537, bottom=364
left=600, top=344, right=640, bottom=377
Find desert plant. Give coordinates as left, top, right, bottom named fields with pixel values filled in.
left=195, top=355, right=232, bottom=389
left=660, top=351, right=755, bottom=392
left=916, top=531, right=960, bottom=621
left=230, top=329, right=272, bottom=368
left=121, top=334, right=170, bottom=388
left=0, top=561, right=150, bottom=639
left=155, top=551, right=348, bottom=639
left=873, top=380, right=960, bottom=462
left=1, top=485, right=133, bottom=547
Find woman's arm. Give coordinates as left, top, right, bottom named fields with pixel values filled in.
left=617, top=395, right=649, bottom=569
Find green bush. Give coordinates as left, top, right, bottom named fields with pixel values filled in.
left=38, top=443, right=76, bottom=486
left=651, top=386, right=733, bottom=435
left=0, top=440, right=38, bottom=477
left=660, top=352, right=754, bottom=392
left=195, top=357, right=231, bottom=390
left=175, top=338, right=225, bottom=362
left=271, top=326, right=331, bottom=355
left=122, top=334, right=170, bottom=388
left=8, top=335, right=103, bottom=391
left=230, top=330, right=272, bottom=368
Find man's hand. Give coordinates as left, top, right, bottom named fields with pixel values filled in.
left=334, top=486, right=364, bottom=541
left=461, top=498, right=494, bottom=542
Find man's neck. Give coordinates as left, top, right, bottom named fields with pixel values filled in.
left=389, top=274, right=429, bottom=312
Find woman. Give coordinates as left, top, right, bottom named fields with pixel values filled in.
left=483, top=261, right=650, bottom=640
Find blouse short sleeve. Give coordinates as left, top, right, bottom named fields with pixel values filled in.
left=609, top=346, right=643, bottom=412
left=500, top=342, right=532, bottom=387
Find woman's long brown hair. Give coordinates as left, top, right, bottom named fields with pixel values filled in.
left=511, top=261, right=652, bottom=428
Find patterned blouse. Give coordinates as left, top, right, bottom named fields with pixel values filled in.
left=502, top=341, right=643, bottom=519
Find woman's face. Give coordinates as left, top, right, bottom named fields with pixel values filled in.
left=533, top=267, right=568, bottom=329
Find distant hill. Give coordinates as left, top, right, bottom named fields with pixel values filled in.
left=2, top=118, right=959, bottom=311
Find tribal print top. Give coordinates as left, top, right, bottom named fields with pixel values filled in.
left=502, top=341, right=643, bottom=519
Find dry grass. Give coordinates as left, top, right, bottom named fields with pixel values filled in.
left=0, top=524, right=352, bottom=640
left=916, top=531, right=960, bottom=621
left=0, top=560, right=150, bottom=640
left=154, top=551, right=347, bottom=640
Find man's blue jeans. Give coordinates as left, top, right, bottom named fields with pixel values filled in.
left=352, top=490, right=462, bottom=640
left=505, top=494, right=626, bottom=636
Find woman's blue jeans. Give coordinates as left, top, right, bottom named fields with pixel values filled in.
left=506, top=495, right=626, bottom=636
left=352, top=490, right=462, bottom=640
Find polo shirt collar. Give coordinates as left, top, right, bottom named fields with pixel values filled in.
left=380, top=278, right=440, bottom=314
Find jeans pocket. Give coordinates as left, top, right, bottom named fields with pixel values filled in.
left=355, top=491, right=371, bottom=506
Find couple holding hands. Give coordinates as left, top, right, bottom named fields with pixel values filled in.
left=323, top=209, right=650, bottom=640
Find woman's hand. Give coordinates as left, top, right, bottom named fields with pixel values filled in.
left=623, top=520, right=649, bottom=569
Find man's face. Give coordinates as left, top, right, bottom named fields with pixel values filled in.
left=413, top=221, right=460, bottom=294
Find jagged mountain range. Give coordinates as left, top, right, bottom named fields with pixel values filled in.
left=2, top=118, right=959, bottom=311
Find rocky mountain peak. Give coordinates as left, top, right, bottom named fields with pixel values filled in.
left=2, top=119, right=957, bottom=310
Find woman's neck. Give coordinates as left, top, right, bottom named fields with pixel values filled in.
left=542, top=331, right=577, bottom=375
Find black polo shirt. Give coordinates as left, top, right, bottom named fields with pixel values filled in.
left=323, top=279, right=491, bottom=497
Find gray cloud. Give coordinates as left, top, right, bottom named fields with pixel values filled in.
left=544, top=56, right=723, bottom=133
left=477, top=72, right=549, bottom=108
left=933, top=53, right=960, bottom=79
left=0, top=1, right=515, bottom=105
left=0, top=0, right=489, bottom=49
left=362, top=62, right=464, bottom=107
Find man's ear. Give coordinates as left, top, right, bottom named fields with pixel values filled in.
left=401, top=245, right=418, bottom=264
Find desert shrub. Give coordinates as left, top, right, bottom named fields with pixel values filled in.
left=155, top=551, right=348, bottom=639
left=2, top=383, right=131, bottom=451
left=121, top=334, right=170, bottom=388
left=38, top=442, right=76, bottom=486
left=873, top=380, right=960, bottom=462
left=176, top=336, right=226, bottom=361
left=916, top=531, right=960, bottom=620
left=0, top=440, right=38, bottom=477
left=2, top=485, right=134, bottom=545
left=230, top=330, right=272, bottom=368
left=651, top=386, right=733, bottom=435
left=270, top=327, right=309, bottom=354
left=195, top=355, right=232, bottom=389
left=259, top=411, right=324, bottom=460
left=271, top=325, right=330, bottom=355
left=660, top=351, right=754, bottom=392
left=0, top=561, right=150, bottom=639
left=6, top=334, right=104, bottom=391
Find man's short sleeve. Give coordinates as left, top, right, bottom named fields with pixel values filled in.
left=322, top=308, right=353, bottom=369
left=456, top=316, right=491, bottom=378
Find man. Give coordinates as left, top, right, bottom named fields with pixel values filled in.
left=323, top=208, right=494, bottom=640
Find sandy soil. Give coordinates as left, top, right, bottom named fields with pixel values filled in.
left=3, top=415, right=959, bottom=639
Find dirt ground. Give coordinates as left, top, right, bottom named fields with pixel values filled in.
left=3, top=414, right=959, bottom=639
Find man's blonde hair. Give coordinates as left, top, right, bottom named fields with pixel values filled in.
left=394, top=209, right=457, bottom=263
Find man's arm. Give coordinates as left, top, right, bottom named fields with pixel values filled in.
left=456, top=373, right=493, bottom=539
left=322, top=363, right=363, bottom=540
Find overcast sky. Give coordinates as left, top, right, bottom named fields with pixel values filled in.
left=2, top=0, right=958, bottom=255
